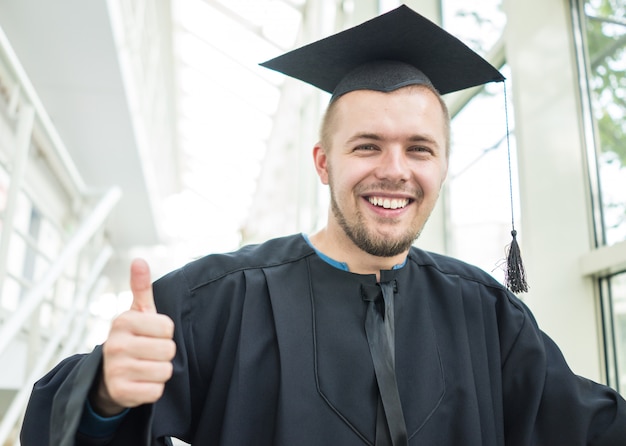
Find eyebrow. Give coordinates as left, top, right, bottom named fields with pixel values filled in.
left=346, top=132, right=440, bottom=146
left=346, top=132, right=383, bottom=143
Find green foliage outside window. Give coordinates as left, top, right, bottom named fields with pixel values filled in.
left=584, top=0, right=626, bottom=243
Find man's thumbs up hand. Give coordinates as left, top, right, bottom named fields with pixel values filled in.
left=91, top=259, right=176, bottom=417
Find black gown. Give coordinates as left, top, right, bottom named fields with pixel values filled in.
left=20, top=234, right=626, bottom=445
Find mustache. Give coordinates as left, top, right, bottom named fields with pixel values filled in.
left=357, top=181, right=423, bottom=199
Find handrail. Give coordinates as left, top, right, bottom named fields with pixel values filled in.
left=0, top=186, right=122, bottom=358
left=0, top=246, right=113, bottom=445
left=0, top=23, right=86, bottom=196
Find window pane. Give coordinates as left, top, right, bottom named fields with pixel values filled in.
left=583, top=0, right=626, bottom=245
left=443, top=0, right=506, bottom=55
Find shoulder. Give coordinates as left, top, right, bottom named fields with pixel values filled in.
left=156, top=234, right=315, bottom=292
left=408, top=248, right=536, bottom=352
left=407, top=246, right=529, bottom=315
left=408, top=247, right=506, bottom=292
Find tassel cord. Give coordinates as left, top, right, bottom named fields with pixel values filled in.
left=503, top=82, right=529, bottom=293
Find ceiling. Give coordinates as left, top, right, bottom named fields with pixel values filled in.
left=0, top=0, right=161, bottom=248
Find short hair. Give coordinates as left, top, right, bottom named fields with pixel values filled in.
left=318, top=84, right=451, bottom=156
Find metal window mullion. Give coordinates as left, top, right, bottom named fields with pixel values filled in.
left=602, top=276, right=619, bottom=391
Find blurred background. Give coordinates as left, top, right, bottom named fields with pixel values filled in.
left=0, top=0, right=624, bottom=443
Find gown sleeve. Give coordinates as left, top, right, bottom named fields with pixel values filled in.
left=19, top=345, right=156, bottom=446
left=499, top=296, right=626, bottom=445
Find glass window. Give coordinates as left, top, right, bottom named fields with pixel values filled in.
left=580, top=0, right=626, bottom=246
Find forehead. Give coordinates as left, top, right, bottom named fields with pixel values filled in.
left=330, top=86, right=448, bottom=133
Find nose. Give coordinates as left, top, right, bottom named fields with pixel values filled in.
left=375, top=148, right=411, bottom=182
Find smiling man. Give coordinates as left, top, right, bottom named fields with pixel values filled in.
left=21, top=5, right=626, bottom=446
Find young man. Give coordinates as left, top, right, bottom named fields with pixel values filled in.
left=21, top=5, right=626, bottom=445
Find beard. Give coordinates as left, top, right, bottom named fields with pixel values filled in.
left=329, top=182, right=424, bottom=258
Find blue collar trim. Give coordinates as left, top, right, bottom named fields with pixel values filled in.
left=301, top=233, right=407, bottom=271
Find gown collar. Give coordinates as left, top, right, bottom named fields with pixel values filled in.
left=301, top=233, right=408, bottom=273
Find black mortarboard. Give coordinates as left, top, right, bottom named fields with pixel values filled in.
left=260, top=4, right=505, bottom=101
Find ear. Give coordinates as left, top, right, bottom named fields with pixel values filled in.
left=313, top=143, right=330, bottom=185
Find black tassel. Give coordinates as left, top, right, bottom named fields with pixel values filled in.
left=505, top=230, right=528, bottom=293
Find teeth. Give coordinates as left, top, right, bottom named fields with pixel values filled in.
left=368, top=197, right=409, bottom=209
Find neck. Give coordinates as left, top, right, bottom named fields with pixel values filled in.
left=309, top=227, right=409, bottom=281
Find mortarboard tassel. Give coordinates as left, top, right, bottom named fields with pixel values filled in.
left=503, top=82, right=528, bottom=293
left=505, top=229, right=528, bottom=293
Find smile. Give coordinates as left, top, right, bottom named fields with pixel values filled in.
left=368, top=196, right=410, bottom=209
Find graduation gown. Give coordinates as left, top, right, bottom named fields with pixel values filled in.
left=20, top=234, right=626, bottom=445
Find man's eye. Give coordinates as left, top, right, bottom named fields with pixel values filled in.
left=355, top=144, right=378, bottom=151
left=409, top=146, right=434, bottom=154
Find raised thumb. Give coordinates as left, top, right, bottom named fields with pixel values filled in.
left=129, top=258, right=156, bottom=313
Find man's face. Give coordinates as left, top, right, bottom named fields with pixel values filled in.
left=314, top=86, right=449, bottom=257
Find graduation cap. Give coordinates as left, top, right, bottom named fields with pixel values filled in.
left=260, top=4, right=505, bottom=101
left=260, top=5, right=527, bottom=293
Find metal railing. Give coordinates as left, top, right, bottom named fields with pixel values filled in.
left=0, top=22, right=121, bottom=446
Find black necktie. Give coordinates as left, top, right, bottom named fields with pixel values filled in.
left=362, top=280, right=408, bottom=446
